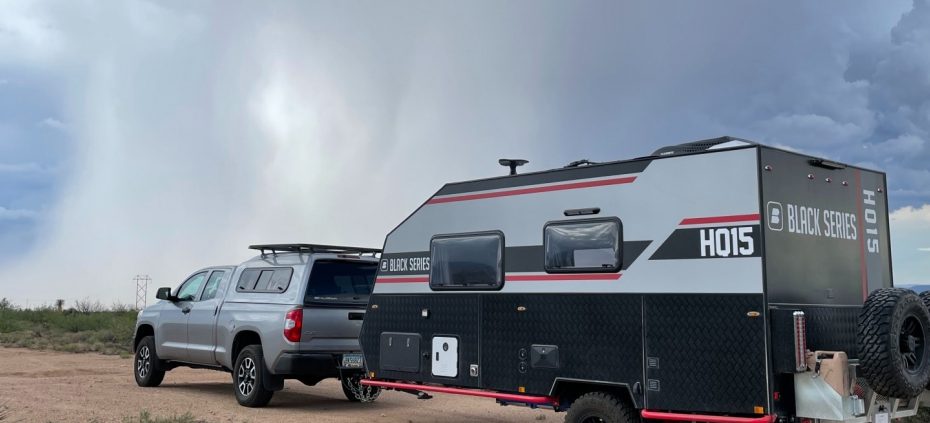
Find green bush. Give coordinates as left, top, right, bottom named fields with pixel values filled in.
left=0, top=308, right=136, bottom=355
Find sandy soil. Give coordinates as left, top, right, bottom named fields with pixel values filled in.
left=0, top=347, right=555, bottom=422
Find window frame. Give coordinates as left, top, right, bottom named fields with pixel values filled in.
left=543, top=217, right=623, bottom=274
left=200, top=270, right=227, bottom=301
left=428, top=230, right=505, bottom=291
left=235, top=267, right=294, bottom=293
left=175, top=271, right=209, bottom=301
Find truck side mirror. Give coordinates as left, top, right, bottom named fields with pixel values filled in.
left=155, top=287, right=176, bottom=301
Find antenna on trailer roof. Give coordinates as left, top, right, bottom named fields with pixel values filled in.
left=498, top=159, right=528, bottom=176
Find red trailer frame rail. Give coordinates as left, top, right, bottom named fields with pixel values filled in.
left=641, top=410, right=775, bottom=423
left=360, top=379, right=559, bottom=406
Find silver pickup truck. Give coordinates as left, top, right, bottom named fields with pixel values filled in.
left=131, top=244, right=382, bottom=407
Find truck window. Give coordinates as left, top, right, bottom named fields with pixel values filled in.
left=429, top=231, right=504, bottom=290
left=201, top=270, right=226, bottom=300
left=304, top=260, right=377, bottom=305
left=236, top=268, right=294, bottom=293
left=544, top=218, right=622, bottom=273
left=176, top=272, right=208, bottom=301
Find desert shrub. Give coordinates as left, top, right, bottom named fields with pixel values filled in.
left=124, top=411, right=200, bottom=423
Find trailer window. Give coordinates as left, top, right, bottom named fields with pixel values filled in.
left=430, top=232, right=504, bottom=290
left=544, top=218, right=622, bottom=273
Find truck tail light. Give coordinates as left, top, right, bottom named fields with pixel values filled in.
left=284, top=308, right=303, bottom=343
left=793, top=311, right=807, bottom=372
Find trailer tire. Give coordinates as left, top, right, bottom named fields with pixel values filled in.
left=564, top=392, right=639, bottom=423
left=858, top=288, right=930, bottom=399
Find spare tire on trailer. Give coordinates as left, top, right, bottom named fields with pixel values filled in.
left=858, top=288, right=930, bottom=399
left=919, top=291, right=930, bottom=389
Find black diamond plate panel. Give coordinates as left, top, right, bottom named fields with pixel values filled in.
left=798, top=305, right=860, bottom=359
left=645, top=294, right=768, bottom=414
left=481, top=294, right=644, bottom=406
left=359, top=294, right=482, bottom=388
left=770, top=305, right=861, bottom=375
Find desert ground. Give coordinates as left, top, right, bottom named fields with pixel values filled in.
left=0, top=347, right=554, bottom=422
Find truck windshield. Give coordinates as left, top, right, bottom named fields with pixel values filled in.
left=304, top=260, right=377, bottom=306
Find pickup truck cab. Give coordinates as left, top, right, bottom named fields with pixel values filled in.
left=132, top=244, right=382, bottom=407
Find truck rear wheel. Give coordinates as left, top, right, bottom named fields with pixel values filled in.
left=858, top=288, right=930, bottom=399
left=134, top=336, right=165, bottom=387
left=341, top=373, right=381, bottom=402
left=564, top=392, right=639, bottom=423
left=233, top=345, right=274, bottom=407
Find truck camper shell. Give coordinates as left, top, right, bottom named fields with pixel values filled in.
left=360, top=137, right=920, bottom=422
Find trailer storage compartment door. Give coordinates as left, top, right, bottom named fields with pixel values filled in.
left=644, top=294, right=769, bottom=415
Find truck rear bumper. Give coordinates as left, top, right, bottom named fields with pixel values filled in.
left=272, top=353, right=341, bottom=376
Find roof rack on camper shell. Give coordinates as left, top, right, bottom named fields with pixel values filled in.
left=248, top=243, right=381, bottom=257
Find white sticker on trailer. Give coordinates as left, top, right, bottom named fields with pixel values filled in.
left=432, top=336, right=458, bottom=378
left=873, top=412, right=889, bottom=423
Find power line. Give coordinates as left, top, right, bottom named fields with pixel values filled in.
left=134, top=274, right=151, bottom=310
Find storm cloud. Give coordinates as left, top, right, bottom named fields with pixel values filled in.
left=0, top=1, right=928, bottom=304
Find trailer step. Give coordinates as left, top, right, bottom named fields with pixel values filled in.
left=360, top=379, right=558, bottom=406
left=640, top=410, right=775, bottom=423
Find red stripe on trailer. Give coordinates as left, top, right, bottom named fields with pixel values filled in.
left=855, top=170, right=868, bottom=300
left=426, top=176, right=637, bottom=204
left=360, top=379, right=558, bottom=405
left=640, top=410, right=775, bottom=423
left=375, top=276, right=429, bottom=283
left=506, top=273, right=621, bottom=281
left=679, top=213, right=761, bottom=225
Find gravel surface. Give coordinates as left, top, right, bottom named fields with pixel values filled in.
left=0, top=347, right=555, bottom=422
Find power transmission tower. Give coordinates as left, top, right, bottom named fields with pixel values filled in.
left=134, top=274, right=151, bottom=310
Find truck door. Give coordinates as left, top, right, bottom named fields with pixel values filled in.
left=156, top=271, right=207, bottom=361
left=187, top=269, right=229, bottom=364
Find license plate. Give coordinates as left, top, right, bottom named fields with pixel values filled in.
left=342, top=353, right=364, bottom=368
left=874, top=412, right=889, bottom=423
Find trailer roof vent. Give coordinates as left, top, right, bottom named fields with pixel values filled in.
left=651, top=136, right=755, bottom=157
left=499, top=159, right=529, bottom=176
left=564, top=159, right=599, bottom=168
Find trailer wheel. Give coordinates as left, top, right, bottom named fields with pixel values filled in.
left=564, top=392, right=639, bottom=423
left=858, top=288, right=930, bottom=399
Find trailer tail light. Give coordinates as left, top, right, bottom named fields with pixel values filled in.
left=793, top=311, right=807, bottom=372
left=284, top=308, right=303, bottom=343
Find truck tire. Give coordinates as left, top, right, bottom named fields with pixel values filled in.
left=564, top=392, right=640, bottom=423
left=858, top=288, right=930, bottom=399
left=134, top=336, right=165, bottom=387
left=232, top=345, right=274, bottom=407
left=341, top=373, right=381, bottom=403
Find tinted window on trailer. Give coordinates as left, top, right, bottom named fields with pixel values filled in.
left=305, top=260, right=377, bottom=305
left=237, top=268, right=293, bottom=293
left=429, top=232, right=503, bottom=290
left=545, top=218, right=622, bottom=272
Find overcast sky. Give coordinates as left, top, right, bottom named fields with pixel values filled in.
left=1, top=1, right=929, bottom=306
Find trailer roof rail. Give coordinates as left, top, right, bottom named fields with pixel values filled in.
left=248, top=243, right=382, bottom=257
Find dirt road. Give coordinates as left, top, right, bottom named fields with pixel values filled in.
left=0, top=347, right=554, bottom=422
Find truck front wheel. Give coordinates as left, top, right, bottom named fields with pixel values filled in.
left=233, top=345, right=274, bottom=407
left=564, top=392, right=640, bottom=423
left=134, top=336, right=165, bottom=387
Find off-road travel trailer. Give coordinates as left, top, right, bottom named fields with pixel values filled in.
left=359, top=137, right=930, bottom=423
